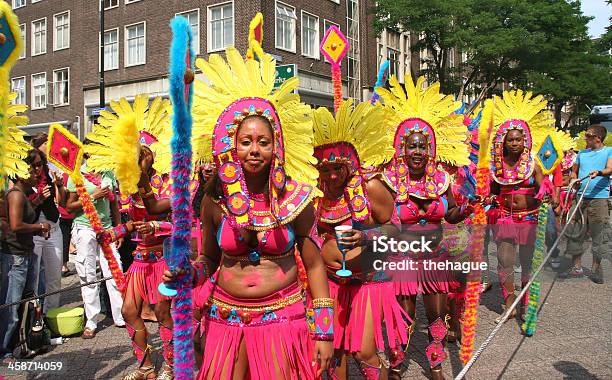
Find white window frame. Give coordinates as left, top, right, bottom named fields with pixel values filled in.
left=328, top=0, right=340, bottom=4
left=12, top=0, right=25, bottom=9
left=100, top=28, right=119, bottom=71
left=31, top=72, right=47, bottom=110
left=19, top=23, right=26, bottom=59
left=52, top=68, right=70, bottom=107
left=300, top=11, right=319, bottom=59
left=275, top=1, right=297, bottom=53
left=125, top=0, right=142, bottom=3
left=11, top=76, right=26, bottom=105
left=124, top=21, right=146, bottom=67
left=101, top=0, right=119, bottom=10
left=31, top=18, right=47, bottom=56
left=53, top=11, right=70, bottom=51
left=176, top=9, right=201, bottom=54
left=207, top=1, right=234, bottom=53
left=32, top=0, right=41, bottom=3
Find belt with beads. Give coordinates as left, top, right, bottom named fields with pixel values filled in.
left=222, top=249, right=294, bottom=263
left=208, top=290, right=304, bottom=312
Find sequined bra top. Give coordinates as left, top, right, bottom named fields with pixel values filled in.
left=216, top=216, right=295, bottom=261
left=396, top=196, right=448, bottom=226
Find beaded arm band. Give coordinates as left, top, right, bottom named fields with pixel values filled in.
left=100, top=223, right=131, bottom=244
left=307, top=298, right=334, bottom=341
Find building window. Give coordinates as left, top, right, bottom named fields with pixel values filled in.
left=177, top=9, right=200, bottom=53
left=387, top=48, right=399, bottom=77
left=301, top=12, right=319, bottom=59
left=208, top=2, right=233, bottom=52
left=125, top=0, right=142, bottom=3
left=101, top=29, right=119, bottom=71
left=31, top=18, right=47, bottom=56
left=125, top=22, right=146, bottom=66
left=19, top=24, right=25, bottom=59
left=103, top=0, right=118, bottom=9
left=32, top=0, right=41, bottom=3
left=54, top=11, right=70, bottom=51
left=11, top=77, right=26, bottom=105
left=53, top=68, right=69, bottom=106
left=275, top=2, right=296, bottom=52
left=31, top=73, right=46, bottom=110
left=12, top=0, right=25, bottom=9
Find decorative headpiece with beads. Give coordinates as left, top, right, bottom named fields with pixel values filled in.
left=376, top=75, right=470, bottom=200
left=313, top=99, right=394, bottom=221
left=192, top=47, right=318, bottom=228
left=481, top=90, right=554, bottom=184
left=84, top=95, right=172, bottom=195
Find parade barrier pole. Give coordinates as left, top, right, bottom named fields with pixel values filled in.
left=455, top=177, right=593, bottom=380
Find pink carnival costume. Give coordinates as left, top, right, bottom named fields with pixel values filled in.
left=312, top=100, right=412, bottom=378
left=88, top=94, right=176, bottom=380
left=376, top=75, right=472, bottom=377
left=188, top=43, right=333, bottom=379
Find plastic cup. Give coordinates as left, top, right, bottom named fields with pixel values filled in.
left=334, top=225, right=353, bottom=277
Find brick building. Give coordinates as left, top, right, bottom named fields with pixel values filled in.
left=10, top=0, right=380, bottom=138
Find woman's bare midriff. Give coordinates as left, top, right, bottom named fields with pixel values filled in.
left=501, top=192, right=538, bottom=211
left=215, top=253, right=298, bottom=298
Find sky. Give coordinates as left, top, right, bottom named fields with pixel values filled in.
left=581, top=0, right=611, bottom=38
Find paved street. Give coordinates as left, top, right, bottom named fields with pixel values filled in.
left=1, top=240, right=610, bottom=380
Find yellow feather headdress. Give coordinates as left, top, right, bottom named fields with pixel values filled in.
left=313, top=99, right=395, bottom=171
left=375, top=75, right=470, bottom=200
left=0, top=93, right=30, bottom=188
left=481, top=90, right=555, bottom=182
left=84, top=94, right=172, bottom=195
left=192, top=46, right=318, bottom=227
left=376, top=75, right=471, bottom=167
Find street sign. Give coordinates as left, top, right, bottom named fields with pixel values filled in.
left=274, top=64, right=296, bottom=89
left=91, top=107, right=107, bottom=116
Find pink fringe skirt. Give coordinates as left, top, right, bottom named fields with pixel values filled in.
left=390, top=249, right=458, bottom=296
left=193, top=281, right=315, bottom=380
left=492, top=207, right=538, bottom=245
left=328, top=273, right=411, bottom=353
left=125, top=246, right=169, bottom=305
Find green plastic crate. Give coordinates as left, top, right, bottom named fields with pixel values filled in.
left=45, top=307, right=84, bottom=337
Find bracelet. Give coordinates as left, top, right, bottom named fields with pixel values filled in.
left=39, top=223, right=44, bottom=230
left=312, top=298, right=334, bottom=308
left=307, top=306, right=334, bottom=341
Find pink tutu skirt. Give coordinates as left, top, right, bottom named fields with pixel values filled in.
left=193, top=281, right=315, bottom=380
left=328, top=272, right=411, bottom=353
left=125, top=246, right=169, bottom=304
left=492, top=207, right=538, bottom=245
left=390, top=250, right=458, bottom=296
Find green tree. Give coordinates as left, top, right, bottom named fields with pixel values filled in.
left=372, top=0, right=609, bottom=116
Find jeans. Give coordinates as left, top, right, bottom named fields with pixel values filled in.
left=0, top=253, right=38, bottom=354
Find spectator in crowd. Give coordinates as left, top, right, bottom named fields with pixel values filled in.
left=30, top=133, right=67, bottom=312
left=0, top=149, right=51, bottom=360
left=65, top=150, right=125, bottom=338
left=563, top=124, right=612, bottom=284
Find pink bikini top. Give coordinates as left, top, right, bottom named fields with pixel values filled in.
left=396, top=196, right=448, bottom=226
left=216, top=215, right=295, bottom=260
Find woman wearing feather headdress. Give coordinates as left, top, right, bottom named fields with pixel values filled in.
left=376, top=75, right=473, bottom=379
left=176, top=46, right=333, bottom=379
left=312, top=99, right=412, bottom=379
left=482, top=90, right=555, bottom=323
left=88, top=95, right=176, bottom=380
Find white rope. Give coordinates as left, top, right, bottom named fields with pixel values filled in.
left=455, top=177, right=593, bottom=380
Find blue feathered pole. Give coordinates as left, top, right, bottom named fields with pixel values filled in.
left=168, top=17, right=195, bottom=379
left=370, top=60, right=389, bottom=104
